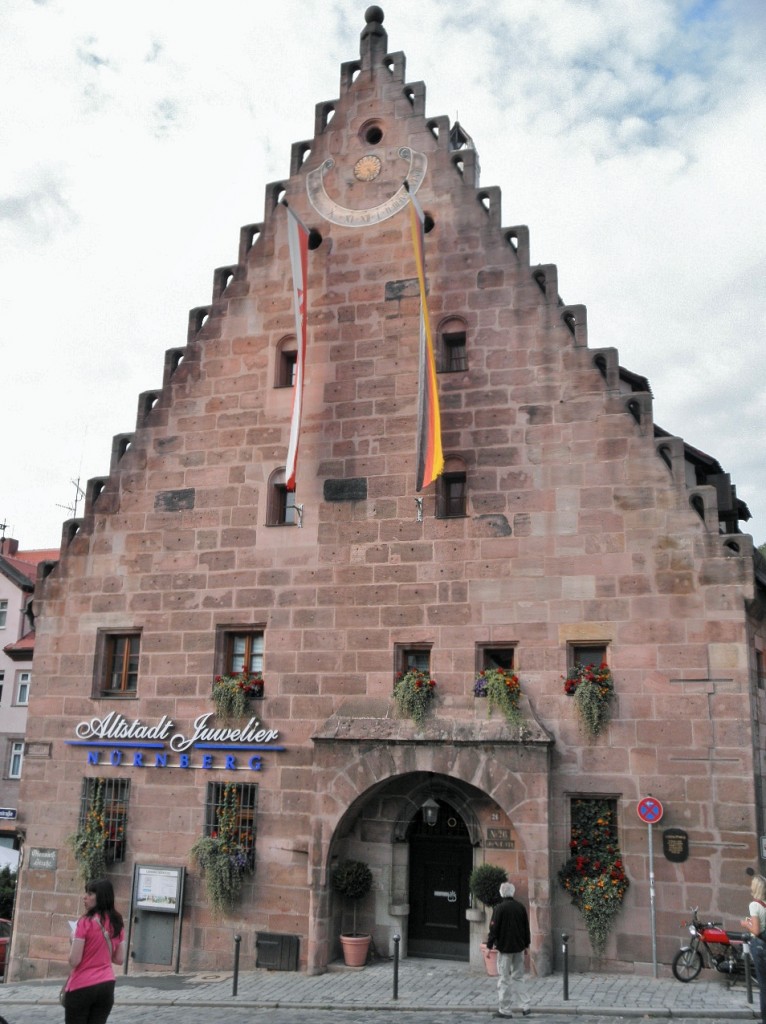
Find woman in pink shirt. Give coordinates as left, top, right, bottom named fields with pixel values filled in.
left=62, top=879, right=126, bottom=1024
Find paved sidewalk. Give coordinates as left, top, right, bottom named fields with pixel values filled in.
left=0, top=958, right=759, bottom=1018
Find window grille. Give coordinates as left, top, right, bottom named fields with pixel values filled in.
left=79, top=777, right=130, bottom=863
left=204, top=782, right=258, bottom=868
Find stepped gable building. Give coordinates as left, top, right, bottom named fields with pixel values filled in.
left=12, top=6, right=766, bottom=980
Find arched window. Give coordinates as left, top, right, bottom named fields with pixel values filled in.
left=436, top=456, right=467, bottom=518
left=267, top=468, right=297, bottom=526
left=438, top=317, right=467, bottom=373
left=275, top=336, right=298, bottom=388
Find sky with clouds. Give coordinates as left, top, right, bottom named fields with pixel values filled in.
left=2, top=0, right=764, bottom=550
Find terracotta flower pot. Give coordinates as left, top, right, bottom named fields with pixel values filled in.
left=480, top=942, right=499, bottom=976
left=340, top=933, right=371, bottom=967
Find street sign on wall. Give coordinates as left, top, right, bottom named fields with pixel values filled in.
left=637, top=797, right=663, bottom=824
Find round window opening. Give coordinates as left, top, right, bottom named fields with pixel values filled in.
left=365, top=125, right=384, bottom=145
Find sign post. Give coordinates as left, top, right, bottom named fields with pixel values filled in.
left=637, top=796, right=664, bottom=978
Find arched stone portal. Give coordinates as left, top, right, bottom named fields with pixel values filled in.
left=308, top=706, right=553, bottom=974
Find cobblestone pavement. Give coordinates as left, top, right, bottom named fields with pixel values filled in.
left=0, top=958, right=759, bottom=1023
left=0, top=1009, right=758, bottom=1024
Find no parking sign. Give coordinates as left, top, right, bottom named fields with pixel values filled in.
left=637, top=796, right=664, bottom=824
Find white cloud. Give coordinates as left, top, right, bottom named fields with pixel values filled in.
left=0, top=0, right=763, bottom=545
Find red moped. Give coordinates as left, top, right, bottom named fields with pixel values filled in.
left=672, top=906, right=753, bottom=984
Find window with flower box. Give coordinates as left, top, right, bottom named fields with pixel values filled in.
left=395, top=644, right=431, bottom=679
left=204, top=782, right=258, bottom=869
left=216, top=628, right=264, bottom=676
left=569, top=643, right=607, bottom=672
left=558, top=796, right=628, bottom=955
left=79, top=777, right=130, bottom=863
left=477, top=644, right=515, bottom=673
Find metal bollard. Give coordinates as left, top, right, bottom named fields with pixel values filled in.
left=561, top=932, right=569, bottom=1001
left=744, top=941, right=753, bottom=1004
left=232, top=934, right=241, bottom=997
left=392, top=933, right=400, bottom=1000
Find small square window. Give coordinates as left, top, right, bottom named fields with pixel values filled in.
left=95, top=630, right=141, bottom=697
left=395, top=644, right=431, bottom=679
left=570, top=644, right=607, bottom=672
left=478, top=646, right=515, bottom=672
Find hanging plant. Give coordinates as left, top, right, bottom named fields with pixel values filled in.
left=68, top=779, right=109, bottom=884
left=190, top=783, right=253, bottom=913
left=393, top=670, right=436, bottom=727
left=558, top=798, right=629, bottom=956
left=474, top=669, right=522, bottom=726
left=563, top=663, right=614, bottom=737
left=212, top=671, right=264, bottom=719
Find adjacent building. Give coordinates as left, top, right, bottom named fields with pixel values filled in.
left=11, top=7, right=766, bottom=980
left=0, top=537, right=58, bottom=867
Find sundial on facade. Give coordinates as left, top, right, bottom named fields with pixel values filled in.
left=306, top=146, right=427, bottom=227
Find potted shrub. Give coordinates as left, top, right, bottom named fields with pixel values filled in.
left=393, top=669, right=436, bottom=726
left=469, top=863, right=508, bottom=976
left=332, top=859, right=373, bottom=967
left=474, top=668, right=523, bottom=726
left=212, top=670, right=264, bottom=719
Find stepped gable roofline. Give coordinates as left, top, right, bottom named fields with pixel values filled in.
left=653, top=425, right=752, bottom=523
left=619, top=366, right=652, bottom=395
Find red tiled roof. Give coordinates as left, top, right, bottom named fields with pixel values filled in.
left=3, top=551, right=58, bottom=584
left=3, top=630, right=35, bottom=655
left=17, top=549, right=59, bottom=565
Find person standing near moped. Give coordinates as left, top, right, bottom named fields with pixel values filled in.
left=741, top=873, right=766, bottom=1023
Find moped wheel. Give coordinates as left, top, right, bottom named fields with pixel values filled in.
left=672, top=947, right=703, bottom=982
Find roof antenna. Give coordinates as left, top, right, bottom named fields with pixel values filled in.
left=56, top=477, right=85, bottom=519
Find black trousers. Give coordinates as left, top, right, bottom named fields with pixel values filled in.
left=751, top=937, right=766, bottom=1024
left=64, top=980, right=116, bottom=1024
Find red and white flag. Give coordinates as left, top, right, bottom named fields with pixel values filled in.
left=285, top=205, right=309, bottom=491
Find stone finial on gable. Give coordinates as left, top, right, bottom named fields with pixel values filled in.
left=360, top=6, right=388, bottom=66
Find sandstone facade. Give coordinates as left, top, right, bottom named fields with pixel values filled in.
left=11, top=7, right=766, bottom=980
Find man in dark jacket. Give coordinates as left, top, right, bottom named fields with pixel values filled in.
left=486, top=882, right=531, bottom=1017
